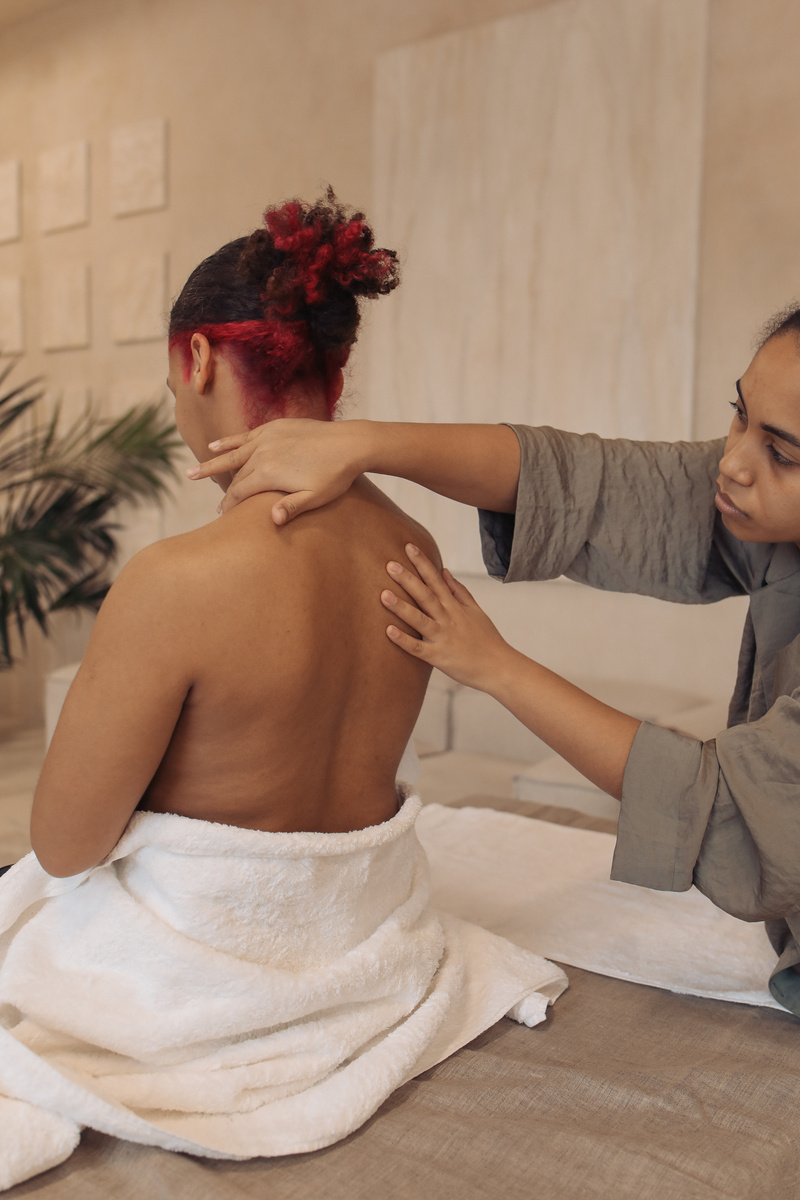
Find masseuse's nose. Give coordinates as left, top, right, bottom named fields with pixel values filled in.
left=719, top=429, right=756, bottom=489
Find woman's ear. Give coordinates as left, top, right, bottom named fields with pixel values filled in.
left=190, top=333, right=214, bottom=395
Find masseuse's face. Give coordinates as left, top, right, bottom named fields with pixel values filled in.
left=717, top=334, right=800, bottom=545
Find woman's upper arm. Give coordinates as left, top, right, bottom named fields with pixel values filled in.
left=31, top=543, right=194, bottom=876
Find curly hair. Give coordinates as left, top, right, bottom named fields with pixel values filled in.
left=169, top=188, right=399, bottom=426
left=757, top=302, right=800, bottom=351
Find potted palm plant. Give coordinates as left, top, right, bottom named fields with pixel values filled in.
left=0, top=361, right=181, bottom=669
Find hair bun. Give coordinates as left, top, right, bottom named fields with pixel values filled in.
left=240, top=189, right=399, bottom=349
left=170, top=189, right=399, bottom=426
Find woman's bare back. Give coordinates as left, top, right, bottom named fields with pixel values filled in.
left=140, top=478, right=438, bottom=833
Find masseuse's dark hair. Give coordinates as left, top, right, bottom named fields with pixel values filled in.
left=169, top=188, right=399, bottom=425
left=758, top=303, right=800, bottom=349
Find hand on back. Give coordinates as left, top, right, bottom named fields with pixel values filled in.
left=381, top=544, right=512, bottom=694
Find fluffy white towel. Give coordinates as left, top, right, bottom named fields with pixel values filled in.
left=0, top=793, right=565, bottom=1190
left=417, top=804, right=781, bottom=1009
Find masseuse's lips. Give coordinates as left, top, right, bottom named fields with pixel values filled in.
left=715, top=485, right=750, bottom=520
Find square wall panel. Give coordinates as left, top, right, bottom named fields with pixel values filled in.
left=41, top=264, right=90, bottom=350
left=0, top=276, right=23, bottom=354
left=39, top=141, right=89, bottom=233
left=110, top=251, right=168, bottom=343
left=0, top=160, right=21, bottom=243
left=110, top=118, right=167, bottom=216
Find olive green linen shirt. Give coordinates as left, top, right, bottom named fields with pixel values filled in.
left=478, top=424, right=800, bottom=1014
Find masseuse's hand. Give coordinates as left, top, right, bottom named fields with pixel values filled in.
left=381, top=545, right=512, bottom=694
left=186, top=419, right=365, bottom=522
left=382, top=544, right=641, bottom=800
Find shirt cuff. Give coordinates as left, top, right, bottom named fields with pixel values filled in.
left=611, top=721, right=716, bottom=892
left=477, top=423, right=524, bottom=581
left=478, top=508, right=515, bottom=580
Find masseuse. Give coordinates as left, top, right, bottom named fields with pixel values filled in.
left=188, top=307, right=800, bottom=1015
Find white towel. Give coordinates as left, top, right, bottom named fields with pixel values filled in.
left=0, top=793, right=565, bottom=1191
left=417, top=804, right=781, bottom=1009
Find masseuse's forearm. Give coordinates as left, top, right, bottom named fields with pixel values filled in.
left=487, top=648, right=641, bottom=799
left=354, top=421, right=521, bottom=514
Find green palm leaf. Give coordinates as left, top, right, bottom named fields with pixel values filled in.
left=0, top=365, right=181, bottom=669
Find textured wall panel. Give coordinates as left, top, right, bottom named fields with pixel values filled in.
left=0, top=160, right=20, bottom=243
left=110, top=118, right=167, bottom=216
left=110, top=251, right=168, bottom=343
left=372, top=0, right=708, bottom=571
left=39, top=141, right=89, bottom=232
left=0, top=276, right=23, bottom=354
left=41, top=264, right=90, bottom=350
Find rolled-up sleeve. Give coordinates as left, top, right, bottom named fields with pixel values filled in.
left=479, top=424, right=754, bottom=603
left=613, top=695, right=800, bottom=922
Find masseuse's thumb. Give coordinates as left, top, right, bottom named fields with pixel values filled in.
left=272, top=491, right=319, bottom=526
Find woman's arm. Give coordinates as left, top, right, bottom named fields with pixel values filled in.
left=187, top=420, right=521, bottom=522
left=30, top=544, right=192, bottom=877
left=380, top=544, right=640, bottom=798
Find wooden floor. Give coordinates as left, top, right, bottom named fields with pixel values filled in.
left=0, top=725, right=44, bottom=865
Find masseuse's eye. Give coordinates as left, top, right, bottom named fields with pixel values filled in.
left=729, top=400, right=746, bottom=424
left=767, top=444, right=796, bottom=468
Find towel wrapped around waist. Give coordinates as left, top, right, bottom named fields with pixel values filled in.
left=0, top=792, right=566, bottom=1188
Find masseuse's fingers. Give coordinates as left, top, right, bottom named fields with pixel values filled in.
left=271, top=492, right=318, bottom=524
left=208, top=432, right=248, bottom=452
left=186, top=432, right=258, bottom=481
left=384, top=548, right=450, bottom=621
left=385, top=624, right=431, bottom=658
left=385, top=549, right=509, bottom=693
left=216, top=468, right=279, bottom=515
left=191, top=419, right=361, bottom=523
left=380, top=589, right=431, bottom=635
left=441, top=567, right=478, bottom=608
left=404, top=544, right=456, bottom=605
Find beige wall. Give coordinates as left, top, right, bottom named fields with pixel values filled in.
left=0, top=0, right=554, bottom=410
left=2, top=0, right=800, bottom=723
left=0, top=0, right=553, bottom=724
left=694, top=0, right=800, bottom=439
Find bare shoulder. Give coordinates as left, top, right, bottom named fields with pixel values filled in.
left=351, top=477, right=442, bottom=568
left=93, top=519, right=231, bottom=640
left=400, top=511, right=441, bottom=569
left=106, top=528, right=204, bottom=602
left=112, top=495, right=301, bottom=620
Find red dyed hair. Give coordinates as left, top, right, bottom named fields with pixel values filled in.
left=168, top=322, right=348, bottom=426
left=169, top=190, right=399, bottom=427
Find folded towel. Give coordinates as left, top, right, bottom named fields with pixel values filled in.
left=0, top=793, right=565, bottom=1190
left=417, top=804, right=781, bottom=1008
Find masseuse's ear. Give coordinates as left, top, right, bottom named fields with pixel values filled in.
left=190, top=333, right=214, bottom=395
